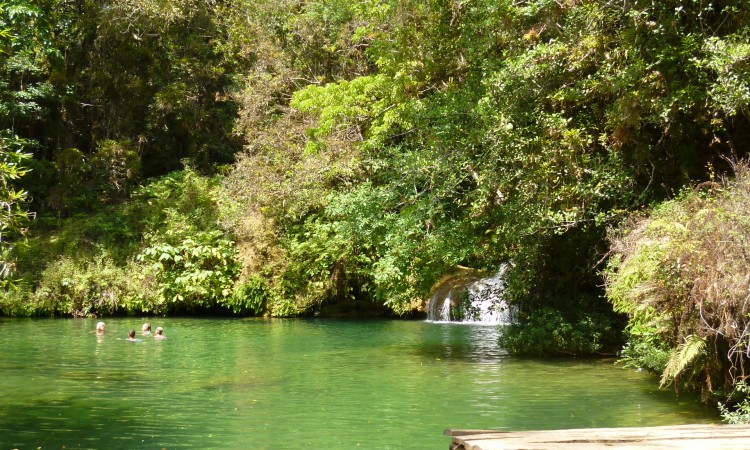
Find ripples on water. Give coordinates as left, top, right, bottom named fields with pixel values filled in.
left=0, top=318, right=717, bottom=449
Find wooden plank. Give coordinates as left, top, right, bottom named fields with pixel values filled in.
left=445, top=429, right=506, bottom=437
left=446, top=424, right=750, bottom=450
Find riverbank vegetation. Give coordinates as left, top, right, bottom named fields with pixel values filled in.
left=1, top=0, right=750, bottom=409
left=606, top=161, right=750, bottom=405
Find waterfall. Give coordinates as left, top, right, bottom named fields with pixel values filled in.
left=426, top=264, right=514, bottom=324
left=439, top=292, right=452, bottom=321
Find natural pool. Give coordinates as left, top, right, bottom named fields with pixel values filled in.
left=0, top=318, right=718, bottom=449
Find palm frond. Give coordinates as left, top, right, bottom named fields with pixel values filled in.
left=660, top=335, right=706, bottom=387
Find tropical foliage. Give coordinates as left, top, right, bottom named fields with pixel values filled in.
left=218, top=1, right=750, bottom=367
left=0, top=0, right=750, bottom=409
left=2, top=168, right=241, bottom=316
left=606, top=161, right=750, bottom=402
left=0, top=133, right=31, bottom=285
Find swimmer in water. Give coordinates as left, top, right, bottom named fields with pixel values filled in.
left=141, top=323, right=152, bottom=335
left=96, top=322, right=105, bottom=335
left=154, top=327, right=166, bottom=340
left=127, top=330, right=138, bottom=342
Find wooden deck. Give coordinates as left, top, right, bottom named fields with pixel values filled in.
left=445, top=424, right=750, bottom=449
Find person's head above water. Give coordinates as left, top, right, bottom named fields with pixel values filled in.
left=96, top=322, right=105, bottom=333
left=142, top=323, right=151, bottom=333
left=128, top=330, right=136, bottom=339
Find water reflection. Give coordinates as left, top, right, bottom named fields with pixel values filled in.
left=415, top=322, right=508, bottom=363
left=0, top=318, right=718, bottom=449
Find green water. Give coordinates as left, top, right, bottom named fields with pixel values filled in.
left=0, top=318, right=717, bottom=449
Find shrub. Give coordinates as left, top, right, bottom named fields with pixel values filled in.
left=0, top=283, right=38, bottom=317
left=89, top=140, right=141, bottom=203
left=499, top=307, right=618, bottom=356
left=720, top=383, right=750, bottom=424
left=268, top=296, right=300, bottom=318
left=137, top=230, right=240, bottom=312
left=30, top=255, right=139, bottom=316
left=4, top=168, right=244, bottom=317
left=605, top=159, right=750, bottom=398
left=222, top=275, right=269, bottom=315
left=618, top=340, right=671, bottom=374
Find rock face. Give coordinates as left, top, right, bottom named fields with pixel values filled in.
left=427, top=264, right=514, bottom=324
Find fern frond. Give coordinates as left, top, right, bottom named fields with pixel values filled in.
left=660, top=335, right=706, bottom=387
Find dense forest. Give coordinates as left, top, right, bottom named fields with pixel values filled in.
left=2, top=0, right=750, bottom=408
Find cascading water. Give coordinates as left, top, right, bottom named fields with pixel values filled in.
left=438, top=292, right=452, bottom=320
left=426, top=264, right=514, bottom=324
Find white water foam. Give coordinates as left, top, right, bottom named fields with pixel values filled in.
left=427, top=264, right=515, bottom=324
